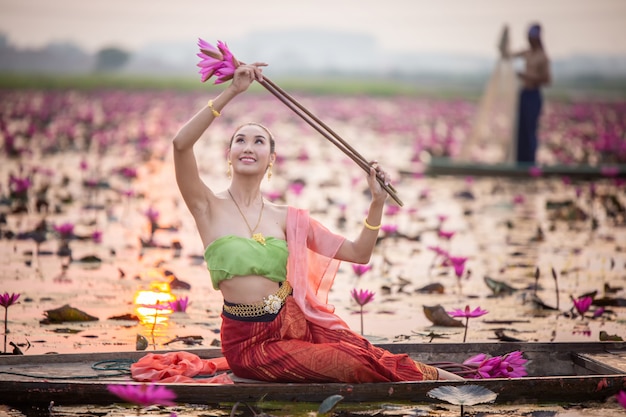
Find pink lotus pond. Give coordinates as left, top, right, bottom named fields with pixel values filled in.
left=1, top=88, right=625, bottom=415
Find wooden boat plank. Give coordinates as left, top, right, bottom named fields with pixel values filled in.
left=573, top=352, right=626, bottom=374
left=2, top=375, right=625, bottom=405
left=2, top=342, right=626, bottom=405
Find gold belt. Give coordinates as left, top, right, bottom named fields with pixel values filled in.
left=223, top=281, right=292, bottom=317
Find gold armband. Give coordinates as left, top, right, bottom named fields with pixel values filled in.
left=364, top=218, right=381, bottom=231
left=208, top=99, right=221, bottom=117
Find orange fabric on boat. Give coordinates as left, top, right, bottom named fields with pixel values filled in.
left=131, top=351, right=233, bottom=384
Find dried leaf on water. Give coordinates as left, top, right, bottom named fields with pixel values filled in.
left=415, top=283, right=445, bottom=294
left=40, top=304, right=98, bottom=324
left=423, top=305, right=464, bottom=327
left=599, top=331, right=624, bottom=341
left=163, top=335, right=204, bottom=346
left=484, top=276, right=517, bottom=296
left=136, top=334, right=149, bottom=350
left=51, top=328, right=82, bottom=334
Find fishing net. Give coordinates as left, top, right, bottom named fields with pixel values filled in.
left=457, top=26, right=519, bottom=164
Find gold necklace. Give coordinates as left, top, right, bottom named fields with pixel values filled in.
left=227, top=189, right=266, bottom=245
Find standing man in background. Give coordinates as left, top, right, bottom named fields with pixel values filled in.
left=509, top=23, right=552, bottom=164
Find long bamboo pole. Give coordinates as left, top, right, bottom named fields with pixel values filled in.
left=258, top=77, right=403, bottom=206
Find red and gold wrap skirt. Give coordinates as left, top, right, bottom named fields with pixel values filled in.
left=220, top=296, right=438, bottom=383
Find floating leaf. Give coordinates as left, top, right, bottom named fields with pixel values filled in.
left=51, top=328, right=82, bottom=334
left=423, top=305, right=464, bottom=327
left=136, top=334, right=149, bottom=351
left=416, top=283, right=445, bottom=294
left=484, top=276, right=517, bottom=296
left=318, top=394, right=344, bottom=414
left=427, top=384, right=497, bottom=406
left=41, top=305, right=98, bottom=324
left=599, top=331, right=623, bottom=342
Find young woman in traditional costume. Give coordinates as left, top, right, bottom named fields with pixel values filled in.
left=172, top=62, right=462, bottom=382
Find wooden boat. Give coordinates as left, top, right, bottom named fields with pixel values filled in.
left=1, top=342, right=625, bottom=406
left=421, top=157, right=626, bottom=178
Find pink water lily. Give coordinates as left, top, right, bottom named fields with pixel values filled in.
left=449, top=305, right=488, bottom=318
left=381, top=224, right=398, bottom=235
left=107, top=383, right=176, bottom=407
left=0, top=292, right=20, bottom=309
left=168, top=296, right=189, bottom=313
left=351, top=288, right=375, bottom=336
left=352, top=264, right=372, bottom=277
left=496, top=351, right=529, bottom=378
left=438, top=229, right=455, bottom=240
left=1, top=292, right=20, bottom=353
left=197, top=39, right=240, bottom=84
left=53, top=222, right=75, bottom=239
left=462, top=351, right=528, bottom=379
left=448, top=305, right=488, bottom=343
left=351, top=289, right=375, bottom=306
left=91, top=230, right=103, bottom=244
left=448, top=256, right=468, bottom=279
left=572, top=296, right=593, bottom=318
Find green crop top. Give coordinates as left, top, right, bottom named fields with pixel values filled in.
left=204, top=235, right=288, bottom=290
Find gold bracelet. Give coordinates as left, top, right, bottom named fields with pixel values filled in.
left=364, top=218, right=381, bottom=231
left=208, top=99, right=221, bottom=117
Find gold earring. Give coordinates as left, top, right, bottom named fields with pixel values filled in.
left=227, top=160, right=232, bottom=178
left=267, top=162, right=273, bottom=181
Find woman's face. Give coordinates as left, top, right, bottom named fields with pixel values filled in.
left=229, top=124, right=274, bottom=176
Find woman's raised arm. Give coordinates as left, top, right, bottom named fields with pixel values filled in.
left=172, top=63, right=266, bottom=214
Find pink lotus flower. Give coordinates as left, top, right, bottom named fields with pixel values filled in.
left=448, top=305, right=488, bottom=319
left=448, top=256, right=468, bottom=279
left=448, top=305, right=488, bottom=343
left=438, top=230, right=455, bottom=240
left=351, top=288, right=375, bottom=306
left=288, top=180, right=305, bottom=196
left=168, top=296, right=189, bottom=313
left=197, top=39, right=240, bottom=84
left=92, top=230, right=103, bottom=244
left=1, top=292, right=20, bottom=353
left=496, top=351, right=528, bottom=378
left=352, top=264, right=372, bottom=277
left=462, top=351, right=528, bottom=379
left=381, top=224, right=398, bottom=235
left=107, top=383, right=176, bottom=407
left=572, top=296, right=593, bottom=317
left=351, top=288, right=375, bottom=336
left=53, top=222, right=75, bottom=239
left=385, top=205, right=400, bottom=216
left=9, top=176, right=32, bottom=194
left=0, top=292, right=20, bottom=309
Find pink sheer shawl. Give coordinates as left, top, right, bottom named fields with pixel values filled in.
left=286, top=207, right=350, bottom=330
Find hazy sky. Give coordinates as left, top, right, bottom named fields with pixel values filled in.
left=1, top=0, right=625, bottom=58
